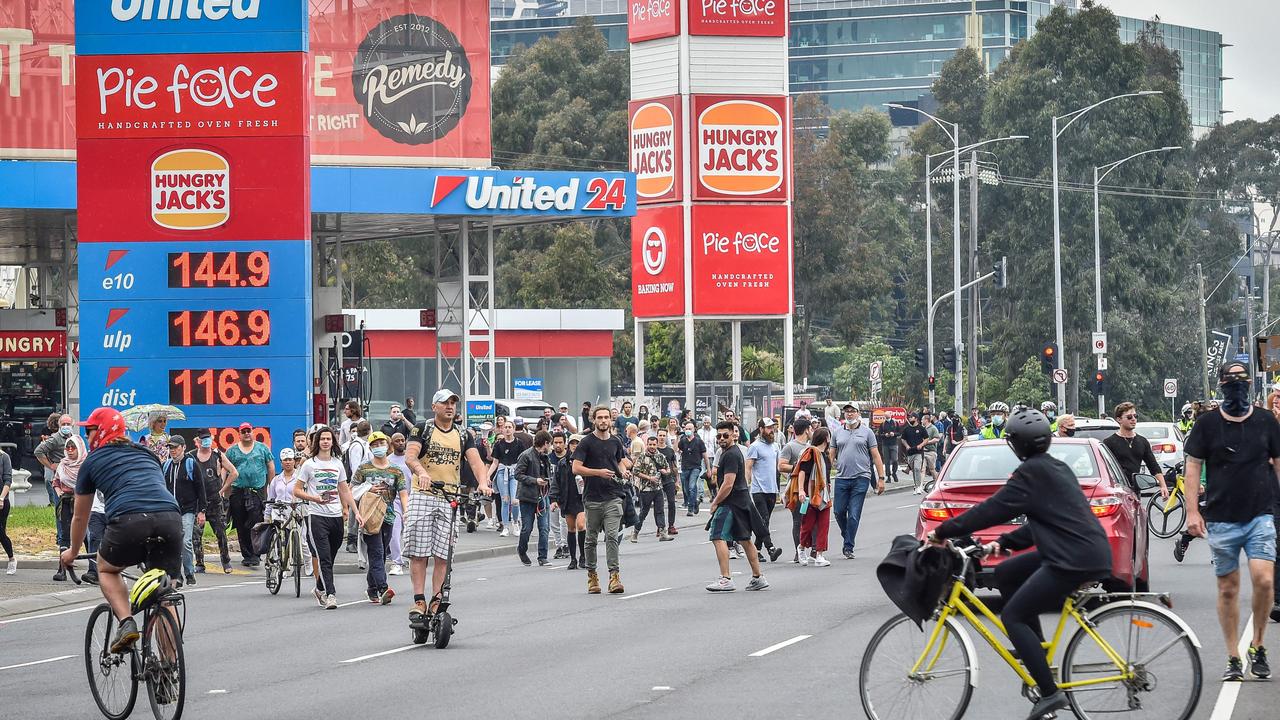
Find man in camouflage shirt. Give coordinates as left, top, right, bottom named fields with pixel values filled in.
left=630, top=435, right=673, bottom=543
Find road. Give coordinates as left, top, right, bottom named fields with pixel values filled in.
left=0, top=490, right=1273, bottom=720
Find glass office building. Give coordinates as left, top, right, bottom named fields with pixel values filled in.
left=490, top=0, right=1224, bottom=133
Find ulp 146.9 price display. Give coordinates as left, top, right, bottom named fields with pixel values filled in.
left=169, top=310, right=270, bottom=347
left=169, top=368, right=272, bottom=406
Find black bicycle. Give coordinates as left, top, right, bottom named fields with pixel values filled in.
left=67, top=550, right=186, bottom=720
left=410, top=482, right=481, bottom=649
left=263, top=501, right=306, bottom=598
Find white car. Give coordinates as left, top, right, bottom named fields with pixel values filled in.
left=1135, top=421, right=1184, bottom=468
left=494, top=399, right=554, bottom=425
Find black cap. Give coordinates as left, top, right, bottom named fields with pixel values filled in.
left=166, top=436, right=186, bottom=448
left=195, top=428, right=211, bottom=439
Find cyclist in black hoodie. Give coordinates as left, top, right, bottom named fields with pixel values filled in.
left=929, top=407, right=1112, bottom=720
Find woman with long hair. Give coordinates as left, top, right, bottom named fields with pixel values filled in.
left=139, top=412, right=170, bottom=462
left=293, top=428, right=354, bottom=609
left=788, top=427, right=833, bottom=567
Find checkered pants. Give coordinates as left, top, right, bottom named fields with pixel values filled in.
left=403, top=492, right=454, bottom=560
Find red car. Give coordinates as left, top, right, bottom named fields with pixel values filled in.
left=915, top=438, right=1151, bottom=592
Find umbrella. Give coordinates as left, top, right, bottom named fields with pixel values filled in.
left=121, top=404, right=186, bottom=432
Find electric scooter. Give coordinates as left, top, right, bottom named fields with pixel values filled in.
left=410, top=481, right=479, bottom=649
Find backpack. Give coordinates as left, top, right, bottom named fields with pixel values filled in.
left=342, top=438, right=368, bottom=480
left=161, top=456, right=198, bottom=495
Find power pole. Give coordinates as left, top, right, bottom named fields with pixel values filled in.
left=1198, top=262, right=1208, bottom=398
left=967, top=150, right=980, bottom=410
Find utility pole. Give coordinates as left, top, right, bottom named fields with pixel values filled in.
left=1198, top=262, right=1208, bottom=398
left=967, top=150, right=979, bottom=410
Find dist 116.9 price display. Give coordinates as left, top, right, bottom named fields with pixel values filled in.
left=170, top=368, right=272, bottom=406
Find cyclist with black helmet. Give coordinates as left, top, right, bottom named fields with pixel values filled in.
left=980, top=402, right=1010, bottom=439
left=59, top=407, right=184, bottom=655
left=928, top=407, right=1112, bottom=720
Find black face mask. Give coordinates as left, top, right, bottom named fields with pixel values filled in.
left=1063, top=428, right=1076, bottom=437
left=1221, top=380, right=1251, bottom=415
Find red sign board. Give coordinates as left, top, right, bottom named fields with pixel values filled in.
left=688, top=0, right=787, bottom=37
left=691, top=94, right=789, bottom=202
left=629, top=96, right=682, bottom=205
left=0, top=331, right=67, bottom=359
left=690, top=203, right=790, bottom=315
left=77, top=136, right=310, bottom=243
left=629, top=0, right=681, bottom=43
left=632, top=205, right=686, bottom=318
left=871, top=407, right=908, bottom=428
left=1, top=0, right=492, bottom=166
left=75, top=53, right=308, bottom=140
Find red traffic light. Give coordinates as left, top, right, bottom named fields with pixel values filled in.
left=1043, top=344, right=1056, bottom=358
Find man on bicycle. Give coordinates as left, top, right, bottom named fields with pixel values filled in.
left=928, top=407, right=1111, bottom=720
left=403, top=389, right=493, bottom=625
left=59, top=407, right=184, bottom=654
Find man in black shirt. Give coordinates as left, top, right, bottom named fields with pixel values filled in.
left=572, top=406, right=633, bottom=595
left=1184, top=362, right=1279, bottom=681
left=706, top=421, right=768, bottom=592
left=877, top=416, right=901, bottom=482
left=1101, top=402, right=1168, bottom=498
left=901, top=414, right=930, bottom=494
left=678, top=421, right=710, bottom=515
left=656, top=428, right=679, bottom=536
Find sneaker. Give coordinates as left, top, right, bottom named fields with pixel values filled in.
left=813, top=554, right=831, bottom=567
left=223, top=565, right=232, bottom=575
left=538, top=559, right=551, bottom=566
left=843, top=549, right=856, bottom=560
left=52, top=567, right=66, bottom=582
left=368, top=592, right=381, bottom=604
left=486, top=518, right=496, bottom=530
left=567, top=559, right=578, bottom=570
left=1223, top=656, right=1245, bottom=682
left=380, top=588, right=395, bottom=605
left=388, top=564, right=403, bottom=576
left=729, top=546, right=741, bottom=560
left=667, top=526, right=679, bottom=535
left=325, top=595, right=338, bottom=610
left=185, top=574, right=196, bottom=586
left=466, top=521, right=477, bottom=533
left=110, top=617, right=140, bottom=654
left=313, top=588, right=326, bottom=607
left=913, top=487, right=923, bottom=495
left=356, top=561, right=366, bottom=571
left=5, top=558, right=15, bottom=575
left=1026, top=690, right=1068, bottom=719
left=768, top=547, right=783, bottom=563
left=83, top=571, right=100, bottom=586
left=706, top=576, right=736, bottom=592
left=194, top=565, right=206, bottom=574
left=519, top=552, right=532, bottom=566
left=792, top=552, right=799, bottom=564
left=1248, top=645, right=1271, bottom=679
left=499, top=526, right=509, bottom=537
left=799, top=548, right=811, bottom=566
left=345, top=540, right=357, bottom=553
left=659, top=533, right=674, bottom=542
left=745, top=575, right=770, bottom=591
left=629, top=530, right=639, bottom=544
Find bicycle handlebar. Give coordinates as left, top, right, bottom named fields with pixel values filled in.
left=63, top=553, right=96, bottom=586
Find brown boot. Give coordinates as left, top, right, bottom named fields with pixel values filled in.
left=587, top=570, right=601, bottom=594
left=608, top=571, right=625, bottom=594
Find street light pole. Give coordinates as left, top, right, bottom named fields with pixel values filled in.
left=1051, top=90, right=1162, bottom=409
left=1091, top=145, right=1180, bottom=417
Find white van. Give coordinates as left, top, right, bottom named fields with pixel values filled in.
left=494, top=399, right=554, bottom=425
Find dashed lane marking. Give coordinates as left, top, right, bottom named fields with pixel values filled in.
left=619, top=587, right=671, bottom=601
left=749, top=635, right=813, bottom=657
left=0, top=655, right=76, bottom=672
left=340, top=644, right=419, bottom=664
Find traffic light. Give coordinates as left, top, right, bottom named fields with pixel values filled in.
left=994, top=256, right=1007, bottom=289
left=914, top=346, right=926, bottom=370
left=1041, top=342, right=1058, bottom=375
left=1094, top=369, right=1108, bottom=395
left=928, top=375, right=937, bottom=390
left=943, top=346, right=957, bottom=372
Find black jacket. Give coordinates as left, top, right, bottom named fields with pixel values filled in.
left=935, top=452, right=1112, bottom=575
left=515, top=446, right=551, bottom=503
left=381, top=419, right=413, bottom=439
left=163, top=456, right=207, bottom=516
left=549, top=452, right=582, bottom=507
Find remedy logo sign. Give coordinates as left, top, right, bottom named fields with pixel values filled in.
left=151, top=149, right=230, bottom=230
left=693, top=96, right=789, bottom=201
left=688, top=0, right=786, bottom=37
left=629, top=98, right=681, bottom=204
left=352, top=14, right=474, bottom=146
left=77, top=0, right=308, bottom=55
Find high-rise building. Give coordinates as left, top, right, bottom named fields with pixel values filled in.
left=489, top=0, right=1225, bottom=133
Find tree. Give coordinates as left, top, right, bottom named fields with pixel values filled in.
left=834, top=338, right=909, bottom=404
left=1005, top=357, right=1052, bottom=408
left=739, top=346, right=784, bottom=382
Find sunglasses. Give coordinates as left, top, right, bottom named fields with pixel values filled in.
left=1121, top=414, right=1137, bottom=420
left=1220, top=369, right=1250, bottom=383
left=716, top=432, right=732, bottom=439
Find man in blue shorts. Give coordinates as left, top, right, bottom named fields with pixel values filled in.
left=706, top=421, right=768, bottom=592
left=60, top=408, right=183, bottom=654
left=1184, top=362, right=1277, bottom=681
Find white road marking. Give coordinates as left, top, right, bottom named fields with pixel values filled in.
left=476, top=578, right=488, bottom=582
left=0, top=605, right=94, bottom=625
left=652, top=686, right=672, bottom=691
left=895, top=503, right=919, bottom=509
left=619, top=587, right=671, bottom=601
left=0, top=655, right=76, bottom=672
left=336, top=598, right=373, bottom=608
left=340, top=644, right=419, bottom=664
left=1208, top=617, right=1253, bottom=720
left=207, top=689, right=228, bottom=695
left=749, top=635, right=813, bottom=657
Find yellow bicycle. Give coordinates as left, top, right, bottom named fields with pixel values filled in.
left=859, top=542, right=1202, bottom=720
left=1146, top=468, right=1186, bottom=539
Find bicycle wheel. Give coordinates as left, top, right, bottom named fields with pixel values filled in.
left=1146, top=494, right=1186, bottom=539
left=265, top=535, right=283, bottom=595
left=84, top=604, right=139, bottom=720
left=1062, top=602, right=1202, bottom=720
left=859, top=613, right=973, bottom=720
left=291, top=530, right=302, bottom=598
left=143, top=608, right=186, bottom=720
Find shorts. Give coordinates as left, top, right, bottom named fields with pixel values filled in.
left=1206, top=514, right=1276, bottom=577
left=403, top=493, right=455, bottom=560
left=709, top=504, right=751, bottom=543
left=99, top=511, right=184, bottom=579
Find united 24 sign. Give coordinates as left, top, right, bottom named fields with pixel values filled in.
left=428, top=170, right=636, bottom=217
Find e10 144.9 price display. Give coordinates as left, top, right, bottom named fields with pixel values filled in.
left=168, top=251, right=270, bottom=288
left=169, top=310, right=270, bottom=347
left=169, top=368, right=272, bottom=405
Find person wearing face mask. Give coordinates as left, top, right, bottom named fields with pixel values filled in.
left=829, top=404, right=886, bottom=560
left=980, top=402, right=1011, bottom=439
left=1184, top=362, right=1280, bottom=681
left=1054, top=414, right=1077, bottom=437
left=386, top=433, right=410, bottom=575
left=1039, top=401, right=1059, bottom=433
left=191, top=429, right=237, bottom=574
left=1102, top=402, right=1168, bottom=499
left=351, top=432, right=408, bottom=604
left=35, top=414, right=77, bottom=537
left=678, top=421, right=711, bottom=515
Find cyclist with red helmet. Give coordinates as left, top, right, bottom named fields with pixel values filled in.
left=59, top=407, right=183, bottom=654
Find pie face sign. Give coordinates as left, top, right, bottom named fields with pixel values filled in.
left=351, top=13, right=474, bottom=146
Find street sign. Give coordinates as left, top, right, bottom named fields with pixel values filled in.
left=869, top=361, right=883, bottom=382
left=1097, top=356, right=1108, bottom=371
left=1163, top=379, right=1178, bottom=398
left=1091, top=332, right=1108, bottom=355
left=1051, top=368, right=1068, bottom=385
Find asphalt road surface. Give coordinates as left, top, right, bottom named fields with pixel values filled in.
left=0, top=491, right=1273, bottom=720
